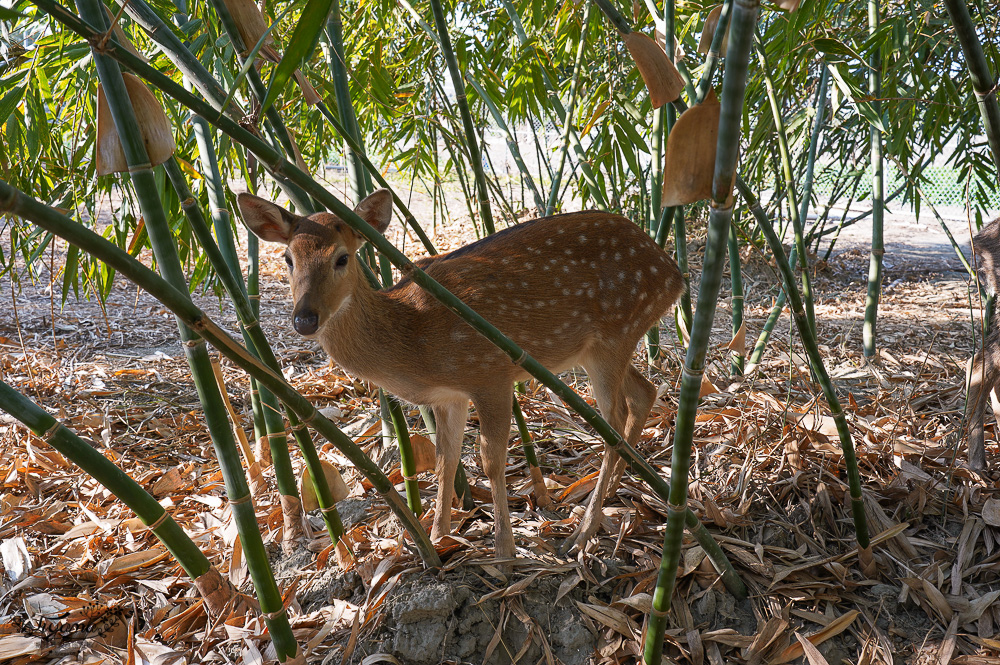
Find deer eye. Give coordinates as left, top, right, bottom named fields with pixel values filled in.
left=284, top=253, right=293, bottom=270
left=334, top=254, right=349, bottom=269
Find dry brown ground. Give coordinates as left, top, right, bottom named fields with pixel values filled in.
left=0, top=187, right=996, bottom=665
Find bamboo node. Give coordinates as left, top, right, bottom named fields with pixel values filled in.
left=228, top=494, right=253, bottom=507
left=183, top=337, right=205, bottom=348
left=266, top=431, right=288, bottom=440
left=512, top=350, right=529, bottom=367
left=402, top=473, right=418, bottom=482
left=41, top=421, right=62, bottom=442
left=649, top=604, right=670, bottom=618
left=682, top=365, right=705, bottom=380
left=147, top=510, right=171, bottom=531
left=248, top=294, right=261, bottom=301
left=242, top=319, right=261, bottom=331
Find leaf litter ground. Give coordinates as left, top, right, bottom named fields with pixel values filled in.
left=0, top=192, right=997, bottom=665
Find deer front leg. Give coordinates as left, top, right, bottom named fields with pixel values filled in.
left=430, top=401, right=467, bottom=541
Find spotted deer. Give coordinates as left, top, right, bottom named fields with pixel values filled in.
left=238, top=189, right=684, bottom=558
left=967, top=217, right=1000, bottom=470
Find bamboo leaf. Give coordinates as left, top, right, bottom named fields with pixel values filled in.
left=261, top=0, right=333, bottom=110
left=0, top=6, right=23, bottom=19
left=828, top=62, right=887, bottom=133
left=811, top=37, right=864, bottom=63
left=0, top=82, right=26, bottom=124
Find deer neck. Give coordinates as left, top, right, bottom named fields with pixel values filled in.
left=317, top=267, right=417, bottom=387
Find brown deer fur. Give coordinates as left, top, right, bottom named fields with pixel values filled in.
left=968, top=217, right=1000, bottom=470
left=238, top=189, right=684, bottom=558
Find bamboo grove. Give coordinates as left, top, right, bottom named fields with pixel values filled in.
left=1, top=0, right=999, bottom=662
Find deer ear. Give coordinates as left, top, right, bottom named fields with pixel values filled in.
left=237, top=193, right=298, bottom=244
left=353, top=189, right=393, bottom=235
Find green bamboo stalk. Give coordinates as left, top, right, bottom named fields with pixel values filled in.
left=315, top=103, right=437, bottom=255
left=427, top=0, right=494, bottom=235
left=798, top=66, right=829, bottom=231
left=162, top=156, right=347, bottom=546
left=514, top=382, right=550, bottom=507
left=24, top=11, right=741, bottom=592
left=863, top=0, right=884, bottom=358
left=186, top=122, right=303, bottom=546
left=694, top=0, right=732, bottom=104
left=941, top=0, right=1000, bottom=175
left=0, top=380, right=239, bottom=615
left=324, top=1, right=373, bottom=203
left=494, top=0, right=608, bottom=209
left=0, top=178, right=442, bottom=568
left=756, top=37, right=815, bottom=337
left=386, top=393, right=422, bottom=515
left=116, top=0, right=313, bottom=211
left=546, top=5, right=591, bottom=216
left=728, top=213, right=745, bottom=376
left=206, top=0, right=315, bottom=214
left=79, top=5, right=298, bottom=658
left=738, top=180, right=870, bottom=545
left=645, top=2, right=759, bottom=661
left=465, top=75, right=544, bottom=211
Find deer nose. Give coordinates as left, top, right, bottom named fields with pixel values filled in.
left=293, top=310, right=319, bottom=336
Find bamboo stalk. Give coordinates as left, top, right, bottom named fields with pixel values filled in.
left=25, top=8, right=743, bottom=593
left=547, top=6, right=591, bottom=216
left=494, top=0, right=608, bottom=209
left=514, top=382, right=550, bottom=507
left=798, top=66, right=829, bottom=233
left=941, top=0, right=1000, bottom=175
left=644, top=2, right=759, bottom=661
left=465, top=75, right=545, bottom=211
left=738, top=179, right=870, bottom=547
left=78, top=3, right=299, bottom=657
left=756, top=37, right=815, bottom=338
left=0, top=379, right=240, bottom=616
left=728, top=214, right=745, bottom=376
left=863, top=0, right=884, bottom=358
left=323, top=1, right=373, bottom=203
left=163, top=156, right=347, bottom=548
left=427, top=0, right=494, bottom=234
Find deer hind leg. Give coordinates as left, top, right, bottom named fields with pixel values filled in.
left=471, top=390, right=515, bottom=559
left=562, top=349, right=631, bottom=551
left=430, top=400, right=467, bottom=542
left=968, top=322, right=1000, bottom=470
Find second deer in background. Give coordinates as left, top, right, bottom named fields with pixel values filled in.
left=968, top=217, right=1000, bottom=470
left=238, top=189, right=684, bottom=559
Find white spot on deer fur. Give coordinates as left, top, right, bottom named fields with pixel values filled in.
left=611, top=237, right=619, bottom=246
left=545, top=238, right=554, bottom=245
left=521, top=281, right=529, bottom=288
left=571, top=310, right=579, bottom=317
left=630, top=286, right=637, bottom=295
left=554, top=278, right=561, bottom=287
left=587, top=289, right=595, bottom=298
left=615, top=252, right=621, bottom=261
left=524, top=261, right=534, bottom=269
left=544, top=265, right=550, bottom=271
left=629, top=247, right=636, bottom=256
left=562, top=288, right=570, bottom=295
left=639, top=292, right=647, bottom=300
left=575, top=289, right=583, bottom=296
left=618, top=271, right=625, bottom=282
left=600, top=251, right=607, bottom=260
left=650, top=265, right=659, bottom=274
left=549, top=299, right=557, bottom=305
left=452, top=330, right=466, bottom=341
left=598, top=238, right=606, bottom=246
left=635, top=270, right=643, bottom=281
left=545, top=339, right=554, bottom=346
left=550, top=258, right=558, bottom=265
left=557, top=227, right=565, bottom=234
left=506, top=282, right=514, bottom=289
left=582, top=314, right=591, bottom=323
left=589, top=261, right=597, bottom=269
left=565, top=248, right=573, bottom=255
left=579, top=235, right=587, bottom=243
